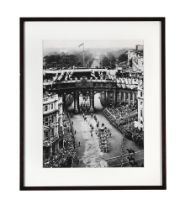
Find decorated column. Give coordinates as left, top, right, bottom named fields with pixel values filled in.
left=133, top=92, right=135, bottom=104
left=49, top=146, right=53, bottom=159
left=123, top=92, right=126, bottom=102
left=128, top=92, right=131, bottom=105
left=63, top=94, right=66, bottom=110
left=90, top=90, right=94, bottom=112
left=77, top=92, right=79, bottom=113
left=114, top=89, right=117, bottom=107
left=74, top=91, right=79, bottom=113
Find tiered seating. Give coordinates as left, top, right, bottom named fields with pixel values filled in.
left=103, top=105, right=138, bottom=133
left=124, top=126, right=144, bottom=147
left=103, top=106, right=143, bottom=148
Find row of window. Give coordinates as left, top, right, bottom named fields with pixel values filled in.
left=121, top=92, right=137, bottom=100
left=44, top=103, right=55, bottom=112
left=44, top=127, right=58, bottom=139
left=44, top=129, right=54, bottom=139
left=137, top=91, right=143, bottom=98
left=43, top=115, right=57, bottom=126
left=140, top=110, right=143, bottom=117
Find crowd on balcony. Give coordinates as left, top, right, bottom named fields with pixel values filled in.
left=43, top=70, right=143, bottom=92
left=43, top=69, right=119, bottom=85
left=56, top=70, right=114, bottom=82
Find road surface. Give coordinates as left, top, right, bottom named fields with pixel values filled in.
left=69, top=93, right=141, bottom=167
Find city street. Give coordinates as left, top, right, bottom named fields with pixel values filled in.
left=43, top=43, right=144, bottom=168
left=70, top=93, right=140, bottom=167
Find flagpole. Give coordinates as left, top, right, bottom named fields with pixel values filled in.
left=82, top=43, right=85, bottom=67
left=79, top=42, right=85, bottom=67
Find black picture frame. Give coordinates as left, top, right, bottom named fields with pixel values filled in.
left=20, top=17, right=166, bottom=190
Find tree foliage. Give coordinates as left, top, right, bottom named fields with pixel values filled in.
left=118, top=53, right=128, bottom=63
left=44, top=51, right=94, bottom=69
left=101, top=53, right=116, bottom=69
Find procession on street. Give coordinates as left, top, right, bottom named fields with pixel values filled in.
left=43, top=41, right=144, bottom=168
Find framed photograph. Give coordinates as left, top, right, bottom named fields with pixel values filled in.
left=20, top=17, right=166, bottom=190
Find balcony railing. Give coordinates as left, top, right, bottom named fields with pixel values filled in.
left=43, top=108, right=58, bottom=115
left=43, top=94, right=58, bottom=104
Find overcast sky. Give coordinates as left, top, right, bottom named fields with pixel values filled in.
left=43, top=40, right=143, bottom=50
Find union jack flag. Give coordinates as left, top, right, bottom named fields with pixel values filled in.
left=78, top=43, right=84, bottom=47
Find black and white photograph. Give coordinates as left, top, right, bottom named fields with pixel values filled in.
left=43, top=40, right=144, bottom=168
left=20, top=18, right=166, bottom=189
left=3, top=0, right=185, bottom=208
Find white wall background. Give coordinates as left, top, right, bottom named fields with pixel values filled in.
left=0, top=0, right=184, bottom=209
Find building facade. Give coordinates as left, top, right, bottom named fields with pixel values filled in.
left=43, top=93, right=62, bottom=163
left=127, top=45, right=144, bottom=72
left=137, top=80, right=144, bottom=130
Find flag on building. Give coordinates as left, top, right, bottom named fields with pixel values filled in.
left=91, top=70, right=95, bottom=78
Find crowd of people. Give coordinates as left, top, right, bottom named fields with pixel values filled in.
left=92, top=114, right=112, bottom=153
left=103, top=104, right=137, bottom=128
left=124, top=126, right=144, bottom=148
left=43, top=68, right=119, bottom=85
left=103, top=105, right=143, bottom=148
left=107, top=104, right=136, bottom=119
left=96, top=126, right=112, bottom=153
left=81, top=112, right=112, bottom=153
left=79, top=102, right=90, bottom=113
